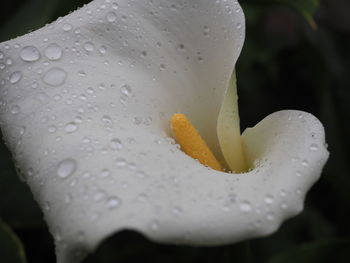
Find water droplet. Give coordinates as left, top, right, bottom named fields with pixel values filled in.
left=35, top=92, right=50, bottom=104
left=83, top=42, right=95, bottom=52
left=10, top=105, right=20, bottom=114
left=20, top=46, right=41, bottom=62
left=264, top=195, right=274, bottom=205
left=309, top=144, right=319, bottom=151
left=19, top=126, right=26, bottom=135
left=301, top=160, right=309, bottom=167
left=57, top=158, right=77, bottom=179
left=78, top=70, right=86, bottom=77
left=115, top=158, right=126, bottom=168
left=141, top=50, right=147, bottom=57
left=6, top=58, right=13, bottom=65
left=31, top=81, right=39, bottom=89
left=0, top=51, right=4, bottom=59
left=266, top=212, right=275, bottom=221
left=99, top=169, right=110, bottom=178
left=110, top=138, right=123, bottom=151
left=280, top=189, right=287, bottom=197
left=45, top=44, right=63, bottom=60
left=48, top=125, right=57, bottom=133
left=43, top=67, right=67, bottom=86
left=280, top=202, right=288, bottom=210
left=239, top=201, right=252, bottom=212
left=295, top=188, right=302, bottom=195
left=102, top=115, right=113, bottom=127
left=172, top=206, right=183, bottom=216
left=99, top=45, right=107, bottom=55
left=203, top=26, right=210, bottom=37
left=64, top=122, right=78, bottom=133
left=62, top=23, right=73, bottom=32
left=177, top=44, right=185, bottom=52
left=9, top=71, right=22, bottom=84
left=120, top=84, right=132, bottom=96
left=106, top=12, right=117, bottom=22
left=150, top=220, right=159, bottom=231
left=136, top=170, right=146, bottom=178
left=94, top=190, right=106, bottom=202
left=106, top=196, right=121, bottom=209
left=44, top=202, right=51, bottom=211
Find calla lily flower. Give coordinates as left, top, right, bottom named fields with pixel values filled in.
left=0, top=0, right=329, bottom=262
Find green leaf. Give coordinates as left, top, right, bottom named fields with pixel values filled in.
left=268, top=239, right=350, bottom=263
left=0, top=219, right=27, bottom=263
left=273, top=0, right=319, bottom=28
left=244, top=0, right=320, bottom=28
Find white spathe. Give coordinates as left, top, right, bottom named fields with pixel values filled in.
left=0, top=0, right=328, bottom=262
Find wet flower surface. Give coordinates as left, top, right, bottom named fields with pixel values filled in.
left=0, top=0, right=328, bottom=262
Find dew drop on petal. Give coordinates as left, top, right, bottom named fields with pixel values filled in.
left=239, top=201, right=252, bottom=212
left=106, top=12, right=117, bottom=22
left=301, top=160, right=309, bottom=167
left=9, top=71, right=22, bottom=84
left=48, top=125, right=57, bottom=133
left=99, top=46, right=107, bottom=55
left=45, top=44, right=63, bottom=61
left=20, top=46, right=41, bottom=62
left=110, top=138, right=123, bottom=151
left=280, top=189, right=287, bottom=197
left=83, top=42, right=95, bottom=52
left=64, top=122, right=78, bottom=133
left=43, top=67, right=67, bottom=86
left=309, top=144, right=319, bottom=152
left=150, top=220, right=159, bottom=231
left=102, top=115, right=113, bottom=127
left=266, top=212, right=275, bottom=221
left=106, top=196, right=121, bottom=209
left=94, top=190, right=107, bottom=202
left=280, top=202, right=288, bottom=210
left=112, top=2, right=119, bottom=9
left=10, top=105, right=20, bottom=115
left=172, top=206, right=183, bottom=216
left=62, top=23, right=73, bottom=32
left=177, top=44, right=185, bottom=52
left=57, top=158, right=77, bottom=179
left=99, top=169, right=111, bottom=178
left=120, top=84, right=132, bottom=96
left=264, top=194, right=274, bottom=205
left=115, top=158, right=126, bottom=168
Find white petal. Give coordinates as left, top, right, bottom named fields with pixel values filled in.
left=0, top=1, right=328, bottom=263
left=217, top=72, right=247, bottom=172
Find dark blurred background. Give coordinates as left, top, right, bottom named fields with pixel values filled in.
left=0, top=0, right=350, bottom=262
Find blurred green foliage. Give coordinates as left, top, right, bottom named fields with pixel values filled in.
left=0, top=220, right=27, bottom=263
left=1, top=0, right=350, bottom=262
